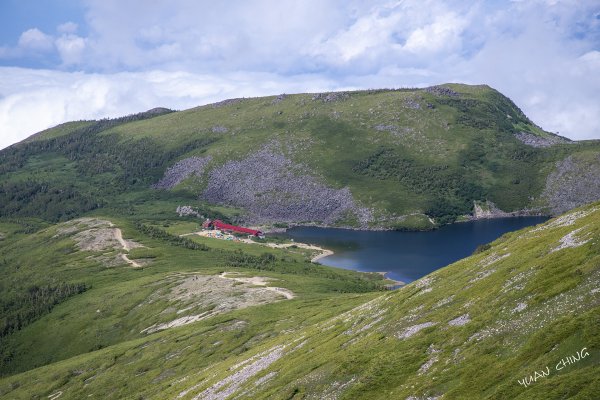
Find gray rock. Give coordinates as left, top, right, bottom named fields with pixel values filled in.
left=210, top=98, right=244, bottom=108
left=211, top=125, right=229, bottom=133
left=176, top=205, right=202, bottom=218
left=374, top=124, right=397, bottom=133
left=201, top=143, right=371, bottom=226
left=271, top=94, right=287, bottom=104
left=425, top=85, right=459, bottom=97
left=311, top=92, right=350, bottom=103
left=152, top=156, right=212, bottom=190
left=515, top=131, right=571, bottom=148
left=543, top=154, right=600, bottom=214
left=404, top=98, right=421, bottom=109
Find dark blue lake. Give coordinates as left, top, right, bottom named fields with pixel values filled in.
left=279, top=217, right=548, bottom=283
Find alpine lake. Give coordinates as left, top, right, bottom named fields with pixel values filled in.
left=276, top=217, right=549, bottom=284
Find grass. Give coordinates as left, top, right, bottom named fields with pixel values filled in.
left=0, top=85, right=599, bottom=398
left=0, top=213, right=387, bottom=378
left=3, top=84, right=599, bottom=229
left=0, top=202, right=598, bottom=398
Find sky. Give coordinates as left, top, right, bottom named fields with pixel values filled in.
left=0, top=0, right=599, bottom=149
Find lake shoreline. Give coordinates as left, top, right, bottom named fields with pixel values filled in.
left=262, top=214, right=551, bottom=235
left=278, top=216, right=550, bottom=283
left=375, top=271, right=406, bottom=288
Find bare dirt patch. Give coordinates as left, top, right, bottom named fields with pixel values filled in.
left=219, top=272, right=295, bottom=299
left=57, top=218, right=146, bottom=268
left=141, top=273, right=294, bottom=333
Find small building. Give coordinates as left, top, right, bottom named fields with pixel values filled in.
left=203, top=219, right=263, bottom=238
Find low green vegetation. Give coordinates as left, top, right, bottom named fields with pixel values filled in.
left=0, top=200, right=598, bottom=399
left=1, top=84, right=599, bottom=229
left=0, top=85, right=598, bottom=399
left=0, top=282, right=87, bottom=338
left=0, top=213, right=388, bottom=378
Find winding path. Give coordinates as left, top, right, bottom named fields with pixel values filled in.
left=114, top=228, right=142, bottom=268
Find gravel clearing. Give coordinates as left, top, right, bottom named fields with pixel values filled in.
left=57, top=218, right=145, bottom=268
left=219, top=272, right=295, bottom=300
left=141, top=274, right=290, bottom=334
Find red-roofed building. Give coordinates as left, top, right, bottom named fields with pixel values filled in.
left=203, top=219, right=263, bottom=237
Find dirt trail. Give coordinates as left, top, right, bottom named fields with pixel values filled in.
left=239, top=238, right=333, bottom=263
left=120, top=252, right=142, bottom=268
left=183, top=230, right=334, bottom=264
left=219, top=272, right=295, bottom=299
left=266, top=242, right=333, bottom=263
left=114, top=228, right=131, bottom=251
left=114, top=228, right=142, bottom=268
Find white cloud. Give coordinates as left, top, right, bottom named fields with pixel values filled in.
left=17, top=28, right=54, bottom=52
left=0, top=67, right=344, bottom=150
left=57, top=22, right=79, bottom=34
left=55, top=34, right=86, bottom=65
left=1, top=0, right=599, bottom=146
left=403, top=12, right=467, bottom=53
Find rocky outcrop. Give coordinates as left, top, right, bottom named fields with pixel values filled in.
left=542, top=154, right=600, bottom=215
left=470, top=200, right=541, bottom=220
left=311, top=92, right=350, bottom=103
left=472, top=201, right=511, bottom=219
left=271, top=94, right=287, bottom=104
left=152, top=156, right=212, bottom=190
left=211, top=125, right=228, bottom=133
left=176, top=205, right=202, bottom=218
left=209, top=98, right=244, bottom=108
left=201, top=143, right=372, bottom=226
left=515, top=131, right=571, bottom=148
left=425, top=85, right=459, bottom=97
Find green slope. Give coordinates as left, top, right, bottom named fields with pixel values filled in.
left=0, top=216, right=386, bottom=378
left=0, top=202, right=598, bottom=399
left=2, top=84, right=600, bottom=230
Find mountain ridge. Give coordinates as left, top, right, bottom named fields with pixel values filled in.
left=0, top=83, right=599, bottom=398
left=3, top=83, right=599, bottom=231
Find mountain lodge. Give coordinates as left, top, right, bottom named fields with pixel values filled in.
left=202, top=219, right=264, bottom=237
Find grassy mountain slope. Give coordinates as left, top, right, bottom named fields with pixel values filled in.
left=2, top=84, right=600, bottom=230
left=1, top=201, right=598, bottom=399
left=0, top=216, right=385, bottom=378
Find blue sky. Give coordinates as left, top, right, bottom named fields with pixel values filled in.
left=1, top=0, right=599, bottom=148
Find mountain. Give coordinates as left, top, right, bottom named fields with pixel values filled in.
left=0, top=199, right=598, bottom=399
left=2, top=83, right=600, bottom=230
left=1, top=84, right=599, bottom=399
